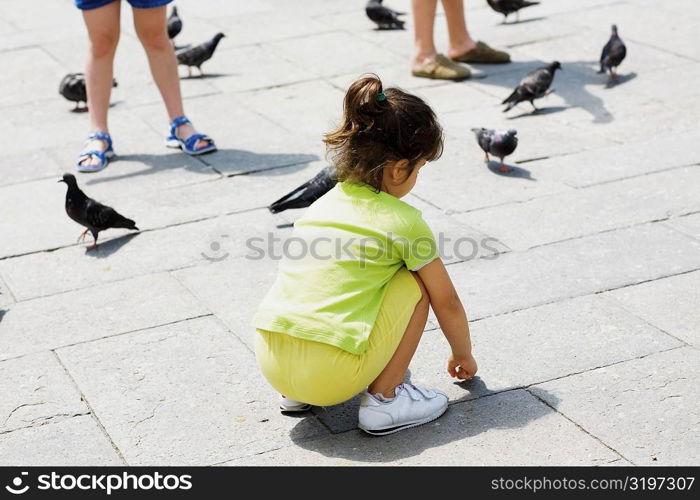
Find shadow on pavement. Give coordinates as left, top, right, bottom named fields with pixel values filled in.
left=0, top=309, right=6, bottom=323
left=84, top=232, right=139, bottom=258
left=487, top=161, right=535, bottom=180
left=506, top=105, right=570, bottom=119
left=84, top=150, right=318, bottom=185
left=476, top=60, right=617, bottom=123
left=291, top=382, right=561, bottom=462
left=604, top=71, right=637, bottom=88
left=499, top=16, right=548, bottom=25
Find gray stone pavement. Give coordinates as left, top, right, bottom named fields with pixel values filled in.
left=0, top=0, right=698, bottom=466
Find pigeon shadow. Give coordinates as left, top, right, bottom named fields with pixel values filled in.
left=0, top=309, right=6, bottom=324
left=84, top=232, right=139, bottom=258
left=84, top=150, right=318, bottom=185
left=505, top=105, right=569, bottom=119
left=604, top=71, right=637, bottom=88
left=290, top=381, right=561, bottom=463
left=500, top=16, right=547, bottom=25
left=480, top=60, right=615, bottom=123
left=180, top=72, right=236, bottom=80
left=68, top=102, right=119, bottom=113
left=487, top=161, right=535, bottom=180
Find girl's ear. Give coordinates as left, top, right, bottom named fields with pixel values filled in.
left=388, top=159, right=411, bottom=184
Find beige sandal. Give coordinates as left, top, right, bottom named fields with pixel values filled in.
left=451, top=41, right=511, bottom=64
left=412, top=53, right=472, bottom=81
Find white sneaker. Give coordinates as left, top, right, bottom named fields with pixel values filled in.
left=279, top=395, right=312, bottom=413
left=358, top=383, right=448, bottom=435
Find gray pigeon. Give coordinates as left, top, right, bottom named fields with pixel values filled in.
left=486, top=0, right=540, bottom=23
left=176, top=33, right=225, bottom=77
left=59, top=173, right=138, bottom=250
left=502, top=61, right=561, bottom=112
left=59, top=73, right=117, bottom=111
left=167, top=5, right=182, bottom=40
left=269, top=166, right=338, bottom=214
left=599, top=24, right=626, bottom=81
left=471, top=128, right=518, bottom=172
left=365, top=0, right=405, bottom=30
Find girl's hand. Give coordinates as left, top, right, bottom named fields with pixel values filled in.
left=448, top=353, right=478, bottom=380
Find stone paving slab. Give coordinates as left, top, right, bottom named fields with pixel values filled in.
left=227, top=390, right=620, bottom=466
left=439, top=106, right=618, bottom=166
left=0, top=149, right=64, bottom=188
left=0, top=273, right=208, bottom=361
left=208, top=10, right=330, bottom=49
left=0, top=415, right=123, bottom=466
left=604, top=270, right=700, bottom=347
left=172, top=236, right=292, bottom=350
left=531, top=347, right=700, bottom=465
left=528, top=130, right=700, bottom=188
left=0, top=46, right=67, bottom=108
left=454, top=165, right=700, bottom=251
left=202, top=45, right=312, bottom=94
left=0, top=278, right=14, bottom=308
left=132, top=92, right=322, bottom=176
left=565, top=3, right=700, bottom=61
left=315, top=293, right=680, bottom=433
left=412, top=147, right=574, bottom=214
left=56, top=316, right=329, bottom=466
left=266, top=31, right=401, bottom=79
left=666, top=213, right=700, bottom=241
left=0, top=208, right=280, bottom=301
left=0, top=352, right=87, bottom=433
left=0, top=178, right=103, bottom=258
left=444, top=222, right=700, bottom=321
left=412, top=294, right=681, bottom=402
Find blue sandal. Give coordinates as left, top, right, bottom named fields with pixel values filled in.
left=76, top=131, right=115, bottom=173
left=165, top=116, right=217, bottom=155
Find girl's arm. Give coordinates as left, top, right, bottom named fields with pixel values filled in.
left=417, top=258, right=478, bottom=380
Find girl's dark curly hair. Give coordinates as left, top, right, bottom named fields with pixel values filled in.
left=324, top=74, right=443, bottom=191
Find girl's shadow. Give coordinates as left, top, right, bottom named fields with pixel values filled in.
left=289, top=378, right=560, bottom=462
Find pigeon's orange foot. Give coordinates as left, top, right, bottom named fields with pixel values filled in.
left=86, top=242, right=98, bottom=251
left=77, top=229, right=89, bottom=242
left=499, top=165, right=513, bottom=173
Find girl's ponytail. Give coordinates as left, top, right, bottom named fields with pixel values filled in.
left=324, top=74, right=443, bottom=190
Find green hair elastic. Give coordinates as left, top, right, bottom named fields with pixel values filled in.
left=376, top=92, right=387, bottom=102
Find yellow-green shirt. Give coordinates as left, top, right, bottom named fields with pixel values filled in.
left=252, top=182, right=439, bottom=355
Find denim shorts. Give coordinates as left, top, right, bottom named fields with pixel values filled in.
left=75, top=0, right=173, bottom=10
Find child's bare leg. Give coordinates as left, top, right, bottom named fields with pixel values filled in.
left=368, top=272, right=430, bottom=398
left=132, top=6, right=209, bottom=150
left=80, top=2, right=120, bottom=167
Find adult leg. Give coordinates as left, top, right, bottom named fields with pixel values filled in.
left=79, top=1, right=120, bottom=168
left=441, top=0, right=477, bottom=59
left=411, top=0, right=439, bottom=71
left=368, top=272, right=430, bottom=398
left=132, top=6, right=209, bottom=150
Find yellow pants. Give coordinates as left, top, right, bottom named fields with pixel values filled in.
left=255, top=268, right=421, bottom=406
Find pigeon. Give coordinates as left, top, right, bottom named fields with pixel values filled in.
left=502, top=61, right=561, bottom=112
left=59, top=73, right=117, bottom=111
left=486, top=0, right=540, bottom=23
left=167, top=5, right=182, bottom=41
left=269, top=166, right=338, bottom=214
left=365, top=0, right=405, bottom=30
left=599, top=24, right=626, bottom=81
left=471, top=128, right=518, bottom=172
left=59, top=173, right=138, bottom=250
left=176, top=32, right=225, bottom=77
